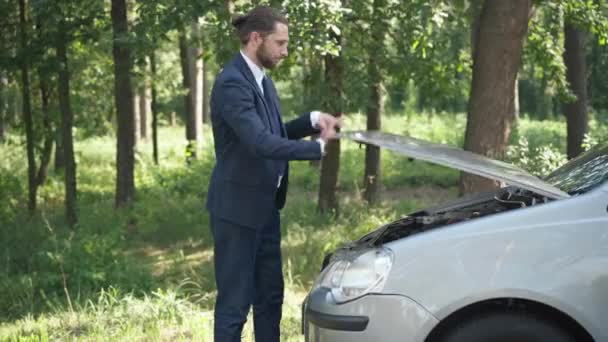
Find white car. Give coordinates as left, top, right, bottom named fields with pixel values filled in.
left=302, top=131, right=608, bottom=342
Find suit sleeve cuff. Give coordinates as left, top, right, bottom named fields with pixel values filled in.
left=316, top=138, right=326, bottom=155
left=310, top=111, right=321, bottom=129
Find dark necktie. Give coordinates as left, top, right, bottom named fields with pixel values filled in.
left=262, top=76, right=282, bottom=136
left=262, top=76, right=286, bottom=184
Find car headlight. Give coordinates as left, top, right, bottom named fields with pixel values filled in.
left=314, top=247, right=393, bottom=304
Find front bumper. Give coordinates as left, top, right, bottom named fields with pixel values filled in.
left=302, top=288, right=439, bottom=342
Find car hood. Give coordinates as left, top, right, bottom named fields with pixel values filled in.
left=339, top=130, right=570, bottom=199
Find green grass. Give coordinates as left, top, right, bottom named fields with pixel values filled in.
left=1, top=112, right=603, bottom=340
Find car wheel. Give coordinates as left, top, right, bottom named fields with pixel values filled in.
left=438, top=311, right=575, bottom=342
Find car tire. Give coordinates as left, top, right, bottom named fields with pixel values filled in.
left=438, top=311, right=575, bottom=342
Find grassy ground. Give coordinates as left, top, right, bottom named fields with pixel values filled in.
left=1, top=112, right=605, bottom=340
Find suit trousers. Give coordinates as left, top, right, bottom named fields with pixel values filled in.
left=210, top=209, right=284, bottom=342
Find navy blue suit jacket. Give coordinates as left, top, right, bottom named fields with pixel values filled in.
left=206, top=53, right=322, bottom=229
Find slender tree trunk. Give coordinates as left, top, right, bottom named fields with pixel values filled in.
left=150, top=51, right=159, bottom=165
left=55, top=122, right=65, bottom=170
left=10, top=83, right=20, bottom=128
left=112, top=0, right=136, bottom=207
left=139, top=80, right=150, bottom=141
left=306, top=54, right=322, bottom=168
left=318, top=31, right=343, bottom=214
left=460, top=0, right=533, bottom=195
left=56, top=22, right=78, bottom=226
left=36, top=73, right=53, bottom=186
left=179, top=27, right=199, bottom=161
left=35, top=18, right=53, bottom=186
left=563, top=24, right=588, bottom=159
left=19, top=0, right=37, bottom=214
left=190, top=22, right=203, bottom=144
left=363, top=0, right=387, bottom=205
left=202, top=56, right=210, bottom=124
left=514, top=77, right=520, bottom=121
left=0, top=75, right=6, bottom=142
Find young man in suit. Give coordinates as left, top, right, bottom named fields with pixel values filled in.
left=206, top=5, right=341, bottom=342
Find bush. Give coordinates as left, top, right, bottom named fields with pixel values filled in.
left=506, top=136, right=567, bottom=176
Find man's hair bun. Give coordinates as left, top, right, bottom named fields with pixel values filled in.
left=231, top=14, right=248, bottom=29
left=232, top=6, right=288, bottom=45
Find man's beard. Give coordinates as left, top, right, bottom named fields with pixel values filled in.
left=256, top=42, right=278, bottom=69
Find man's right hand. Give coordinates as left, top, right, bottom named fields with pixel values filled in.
left=317, top=112, right=342, bottom=142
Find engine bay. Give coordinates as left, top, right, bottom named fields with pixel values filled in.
left=356, top=186, right=553, bottom=247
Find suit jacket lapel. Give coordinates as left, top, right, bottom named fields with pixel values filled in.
left=265, top=76, right=287, bottom=137
left=233, top=54, right=274, bottom=130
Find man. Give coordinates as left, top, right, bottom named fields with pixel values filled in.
left=206, top=6, right=341, bottom=342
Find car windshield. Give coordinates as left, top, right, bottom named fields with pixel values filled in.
left=544, top=142, right=608, bottom=195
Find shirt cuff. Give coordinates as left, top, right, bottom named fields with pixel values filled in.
left=310, top=111, right=321, bottom=129
left=316, top=138, right=326, bottom=155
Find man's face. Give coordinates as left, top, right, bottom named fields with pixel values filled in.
left=255, top=22, right=289, bottom=69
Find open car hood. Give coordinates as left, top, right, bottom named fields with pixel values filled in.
left=339, top=131, right=570, bottom=199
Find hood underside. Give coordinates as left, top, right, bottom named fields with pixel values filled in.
left=339, top=130, right=569, bottom=199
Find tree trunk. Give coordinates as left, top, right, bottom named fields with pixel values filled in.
left=150, top=51, right=159, bottom=165
left=305, top=53, right=322, bottom=168
left=318, top=32, right=343, bottom=214
left=55, top=123, right=65, bottom=170
left=514, top=77, right=520, bottom=122
left=0, top=75, right=6, bottom=142
left=179, top=29, right=197, bottom=160
left=363, top=0, right=387, bottom=205
left=112, top=0, right=136, bottom=207
left=460, top=0, right=532, bottom=195
left=56, top=22, right=78, bottom=225
left=36, top=72, right=53, bottom=186
left=563, top=24, right=588, bottom=159
left=18, top=0, right=37, bottom=214
left=139, top=80, right=150, bottom=141
left=202, top=56, right=210, bottom=124
left=35, top=18, right=53, bottom=186
left=189, top=22, right=203, bottom=145
left=470, top=0, right=484, bottom=55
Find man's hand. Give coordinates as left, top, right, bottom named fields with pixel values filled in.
left=317, top=112, right=343, bottom=142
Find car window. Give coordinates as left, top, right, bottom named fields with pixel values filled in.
left=544, top=144, right=608, bottom=195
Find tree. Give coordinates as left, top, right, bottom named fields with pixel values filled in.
left=363, top=0, right=389, bottom=204
left=279, top=0, right=348, bottom=214
left=563, top=23, right=588, bottom=159
left=189, top=22, right=203, bottom=149
left=202, top=57, right=210, bottom=124
left=0, top=0, right=18, bottom=144
left=139, top=63, right=151, bottom=141
left=318, top=29, right=344, bottom=214
left=150, top=51, right=159, bottom=164
left=56, top=16, right=78, bottom=225
left=18, top=0, right=38, bottom=214
left=35, top=66, right=53, bottom=186
left=33, top=10, right=55, bottom=186
left=179, top=27, right=200, bottom=162
left=112, top=0, right=136, bottom=207
left=0, top=74, right=6, bottom=142
left=460, top=0, right=533, bottom=195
